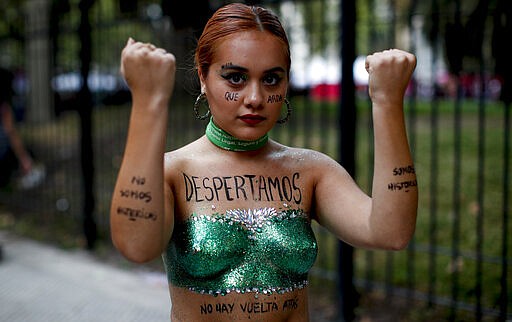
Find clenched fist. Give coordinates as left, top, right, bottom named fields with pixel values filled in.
left=365, top=49, right=416, bottom=110
left=120, top=38, right=176, bottom=107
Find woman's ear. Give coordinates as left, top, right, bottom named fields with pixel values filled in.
left=198, top=68, right=206, bottom=92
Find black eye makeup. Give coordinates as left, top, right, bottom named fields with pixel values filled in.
left=221, top=72, right=248, bottom=86
left=218, top=64, right=286, bottom=88
left=262, top=73, right=283, bottom=86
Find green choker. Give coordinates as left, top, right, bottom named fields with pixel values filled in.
left=205, top=118, right=268, bottom=151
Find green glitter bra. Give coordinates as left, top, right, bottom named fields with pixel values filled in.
left=162, top=208, right=318, bottom=297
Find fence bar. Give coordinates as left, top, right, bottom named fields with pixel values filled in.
left=475, top=58, right=486, bottom=321
left=384, top=253, right=393, bottom=298
left=78, top=0, right=97, bottom=250
left=449, top=2, right=463, bottom=320
left=302, top=0, right=314, bottom=149
left=428, top=82, right=439, bottom=308
left=318, top=0, right=329, bottom=154
left=500, top=102, right=510, bottom=320
left=449, top=79, right=463, bottom=321
left=338, top=0, right=357, bottom=320
left=405, top=0, right=419, bottom=303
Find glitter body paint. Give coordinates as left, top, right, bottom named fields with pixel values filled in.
left=162, top=208, right=317, bottom=296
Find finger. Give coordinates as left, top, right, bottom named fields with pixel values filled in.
left=136, top=42, right=156, bottom=50
left=406, top=52, right=417, bottom=69
left=365, top=54, right=373, bottom=72
left=123, top=38, right=136, bottom=51
left=152, top=47, right=169, bottom=56
left=126, top=40, right=152, bottom=51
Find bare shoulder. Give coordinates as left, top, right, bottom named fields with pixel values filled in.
left=272, top=141, right=343, bottom=172
left=163, top=137, right=209, bottom=179
left=165, top=137, right=207, bottom=163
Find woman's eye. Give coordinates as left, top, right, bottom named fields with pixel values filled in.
left=263, top=74, right=282, bottom=86
left=222, top=73, right=247, bottom=85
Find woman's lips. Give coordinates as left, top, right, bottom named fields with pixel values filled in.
left=239, top=114, right=265, bottom=125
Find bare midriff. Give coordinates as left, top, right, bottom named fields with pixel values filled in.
left=169, top=286, right=309, bottom=322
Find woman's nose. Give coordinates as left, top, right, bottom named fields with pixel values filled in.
left=243, top=82, right=264, bottom=109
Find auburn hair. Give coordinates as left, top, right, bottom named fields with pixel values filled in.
left=195, top=3, right=290, bottom=78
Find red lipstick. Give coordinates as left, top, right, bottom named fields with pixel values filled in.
left=239, top=114, right=265, bottom=125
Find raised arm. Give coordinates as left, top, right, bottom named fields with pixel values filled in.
left=110, top=38, right=176, bottom=262
left=314, top=49, right=418, bottom=250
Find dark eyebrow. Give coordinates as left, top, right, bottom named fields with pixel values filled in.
left=220, top=64, right=248, bottom=73
left=264, top=67, right=286, bottom=74
left=219, top=64, right=285, bottom=74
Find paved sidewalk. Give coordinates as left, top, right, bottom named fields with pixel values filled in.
left=0, top=231, right=171, bottom=322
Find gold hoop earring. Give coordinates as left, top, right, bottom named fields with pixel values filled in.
left=277, top=99, right=292, bottom=124
left=194, top=93, right=211, bottom=120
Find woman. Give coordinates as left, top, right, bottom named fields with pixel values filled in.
left=110, top=3, right=417, bottom=321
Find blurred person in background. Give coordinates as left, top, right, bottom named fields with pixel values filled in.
left=0, top=67, right=44, bottom=190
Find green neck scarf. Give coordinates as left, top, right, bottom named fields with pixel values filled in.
left=205, top=118, right=268, bottom=152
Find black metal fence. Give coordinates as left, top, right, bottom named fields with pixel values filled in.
left=0, top=0, right=509, bottom=321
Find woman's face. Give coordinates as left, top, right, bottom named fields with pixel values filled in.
left=199, top=30, right=289, bottom=141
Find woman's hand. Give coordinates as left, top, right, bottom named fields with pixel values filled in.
left=120, top=38, right=176, bottom=107
left=365, top=49, right=416, bottom=110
